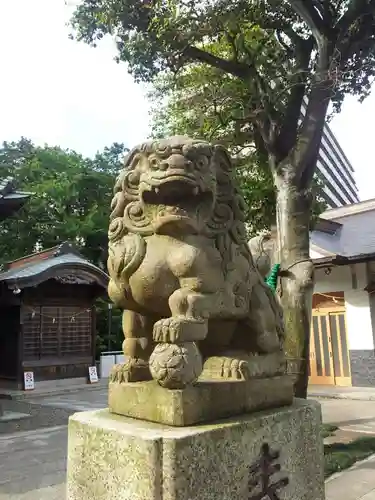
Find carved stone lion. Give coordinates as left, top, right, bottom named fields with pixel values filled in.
left=107, top=136, right=286, bottom=385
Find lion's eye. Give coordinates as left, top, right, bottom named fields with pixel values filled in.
left=195, top=156, right=208, bottom=169
left=150, top=157, right=159, bottom=169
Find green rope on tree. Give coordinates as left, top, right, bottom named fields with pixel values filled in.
left=265, top=263, right=280, bottom=293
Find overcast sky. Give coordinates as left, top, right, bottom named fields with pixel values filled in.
left=0, top=0, right=374, bottom=201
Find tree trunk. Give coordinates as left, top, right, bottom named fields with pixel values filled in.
left=274, top=173, right=314, bottom=398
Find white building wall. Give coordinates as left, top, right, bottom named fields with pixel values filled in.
left=314, top=264, right=354, bottom=293
left=310, top=249, right=326, bottom=259
left=314, top=263, right=375, bottom=351
left=345, top=291, right=374, bottom=350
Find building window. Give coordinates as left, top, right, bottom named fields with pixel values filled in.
left=23, top=306, right=92, bottom=359
left=60, top=307, right=92, bottom=356
left=23, top=308, right=41, bottom=359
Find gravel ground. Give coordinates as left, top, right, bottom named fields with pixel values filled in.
left=0, top=399, right=74, bottom=435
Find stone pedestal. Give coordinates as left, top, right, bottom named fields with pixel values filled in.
left=66, top=399, right=325, bottom=500
left=109, top=376, right=293, bottom=426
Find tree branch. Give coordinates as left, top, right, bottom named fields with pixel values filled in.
left=297, top=82, right=331, bottom=188
left=282, top=34, right=333, bottom=188
left=274, top=36, right=314, bottom=162
left=226, top=32, right=239, bottom=62
left=183, top=45, right=251, bottom=78
left=212, top=98, right=229, bottom=129
left=335, top=0, right=375, bottom=68
left=336, top=0, right=372, bottom=33
left=288, top=0, right=330, bottom=43
left=312, top=0, right=335, bottom=25
left=253, top=127, right=269, bottom=163
left=275, top=30, right=293, bottom=57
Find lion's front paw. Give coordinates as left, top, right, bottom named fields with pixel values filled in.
left=109, top=359, right=151, bottom=383
left=153, top=316, right=207, bottom=343
left=221, top=357, right=250, bottom=380
left=109, top=363, right=124, bottom=383
left=201, top=355, right=250, bottom=381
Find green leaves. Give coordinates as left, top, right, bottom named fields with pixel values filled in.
left=0, top=139, right=128, bottom=267
left=148, top=53, right=325, bottom=235
left=70, top=0, right=375, bottom=132
left=68, top=0, right=372, bottom=225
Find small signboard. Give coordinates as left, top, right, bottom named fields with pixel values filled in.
left=23, top=371, right=35, bottom=391
left=88, top=366, right=99, bottom=384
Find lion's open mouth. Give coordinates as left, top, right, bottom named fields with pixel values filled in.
left=141, top=178, right=211, bottom=206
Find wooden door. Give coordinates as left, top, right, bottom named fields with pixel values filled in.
left=328, top=310, right=351, bottom=386
left=309, top=307, right=351, bottom=386
left=309, top=312, right=335, bottom=385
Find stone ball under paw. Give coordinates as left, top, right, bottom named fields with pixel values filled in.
left=149, top=342, right=203, bottom=389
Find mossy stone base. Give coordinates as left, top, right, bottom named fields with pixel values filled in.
left=108, top=376, right=293, bottom=426
left=66, top=399, right=325, bottom=500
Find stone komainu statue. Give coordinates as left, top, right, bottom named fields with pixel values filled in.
left=107, top=136, right=286, bottom=388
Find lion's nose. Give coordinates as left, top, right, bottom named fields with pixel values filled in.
left=165, top=154, right=193, bottom=171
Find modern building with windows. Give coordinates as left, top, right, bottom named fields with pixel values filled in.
left=301, top=105, right=360, bottom=208
left=317, top=122, right=359, bottom=207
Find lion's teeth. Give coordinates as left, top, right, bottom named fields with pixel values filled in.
left=193, top=186, right=199, bottom=196
left=154, top=187, right=159, bottom=194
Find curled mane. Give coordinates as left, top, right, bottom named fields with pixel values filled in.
left=209, top=145, right=252, bottom=273
left=108, top=146, right=145, bottom=243
left=108, top=139, right=252, bottom=274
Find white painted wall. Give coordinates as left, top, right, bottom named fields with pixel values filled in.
left=345, top=291, right=374, bottom=350
left=310, top=248, right=325, bottom=259
left=314, top=265, right=352, bottom=293
left=314, top=263, right=375, bottom=351
left=314, top=263, right=368, bottom=293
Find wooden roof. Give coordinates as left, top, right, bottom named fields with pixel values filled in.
left=311, top=199, right=375, bottom=266
left=0, top=242, right=109, bottom=291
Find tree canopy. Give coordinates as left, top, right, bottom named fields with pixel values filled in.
left=71, top=0, right=375, bottom=117
left=149, top=59, right=326, bottom=235
left=0, top=138, right=129, bottom=355
left=70, top=0, right=374, bottom=237
left=0, top=138, right=128, bottom=267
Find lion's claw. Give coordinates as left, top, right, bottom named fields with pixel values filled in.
left=153, top=317, right=182, bottom=343
left=153, top=316, right=207, bottom=343
left=221, top=358, right=250, bottom=380
left=109, top=360, right=151, bottom=383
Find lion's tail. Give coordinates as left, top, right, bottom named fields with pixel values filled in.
left=108, top=232, right=146, bottom=283
left=107, top=233, right=146, bottom=309
left=121, top=232, right=146, bottom=281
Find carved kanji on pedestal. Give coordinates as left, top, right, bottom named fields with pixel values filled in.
left=248, top=443, right=289, bottom=500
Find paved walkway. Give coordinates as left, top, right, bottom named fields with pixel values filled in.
left=28, top=389, right=108, bottom=412
left=0, top=426, right=66, bottom=500
left=326, top=454, right=375, bottom=500
left=319, top=398, right=375, bottom=435
left=312, top=387, right=375, bottom=499
left=0, top=379, right=107, bottom=401
left=309, top=385, right=375, bottom=401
